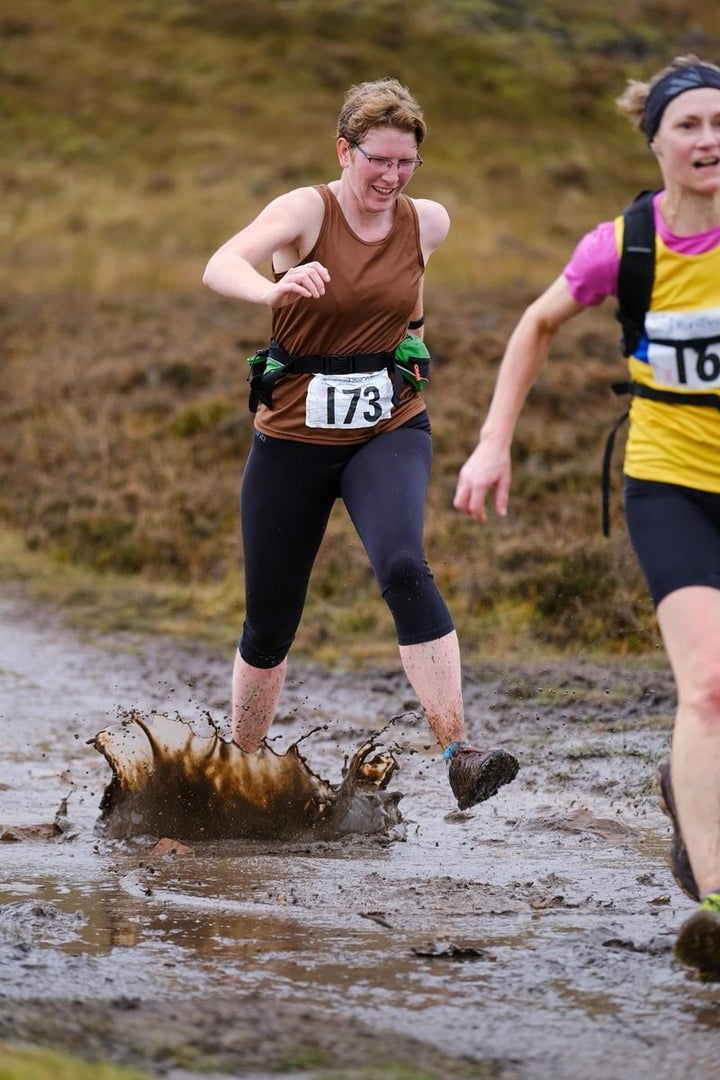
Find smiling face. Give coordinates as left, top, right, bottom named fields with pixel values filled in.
left=337, top=126, right=421, bottom=212
left=651, top=87, right=720, bottom=195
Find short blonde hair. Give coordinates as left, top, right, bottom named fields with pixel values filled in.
left=336, top=78, right=426, bottom=148
left=617, top=54, right=720, bottom=133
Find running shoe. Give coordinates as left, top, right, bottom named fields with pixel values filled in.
left=444, top=742, right=519, bottom=810
left=674, top=893, right=720, bottom=979
left=654, top=758, right=699, bottom=902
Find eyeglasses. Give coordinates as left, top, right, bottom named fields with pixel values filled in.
left=350, top=142, right=423, bottom=174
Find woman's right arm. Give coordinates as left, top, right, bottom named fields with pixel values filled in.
left=453, top=274, right=584, bottom=523
left=202, top=187, right=330, bottom=308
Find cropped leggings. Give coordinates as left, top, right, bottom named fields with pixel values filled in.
left=238, top=414, right=454, bottom=668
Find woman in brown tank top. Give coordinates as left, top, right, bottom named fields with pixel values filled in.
left=203, top=77, right=518, bottom=812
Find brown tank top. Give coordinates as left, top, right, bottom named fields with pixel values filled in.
left=254, top=184, right=426, bottom=444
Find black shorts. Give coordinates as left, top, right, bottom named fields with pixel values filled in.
left=623, top=476, right=720, bottom=607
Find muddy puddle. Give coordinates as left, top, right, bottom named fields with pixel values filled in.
left=1, top=586, right=720, bottom=1079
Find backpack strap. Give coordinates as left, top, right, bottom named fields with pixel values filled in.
left=602, top=191, right=656, bottom=536
left=601, top=406, right=630, bottom=538
left=615, top=190, right=656, bottom=357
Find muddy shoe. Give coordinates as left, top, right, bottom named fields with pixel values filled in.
left=654, top=758, right=699, bottom=902
left=674, top=894, right=720, bottom=980
left=445, top=742, right=519, bottom=810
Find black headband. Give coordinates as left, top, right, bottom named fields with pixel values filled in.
left=642, top=63, right=720, bottom=142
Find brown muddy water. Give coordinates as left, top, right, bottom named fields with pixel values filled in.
left=1, top=586, right=720, bottom=1080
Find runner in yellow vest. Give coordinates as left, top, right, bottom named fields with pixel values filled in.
left=455, top=55, right=720, bottom=977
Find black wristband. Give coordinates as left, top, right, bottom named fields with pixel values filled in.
left=408, top=315, right=425, bottom=330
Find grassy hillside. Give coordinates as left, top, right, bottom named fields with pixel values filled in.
left=5, top=0, right=715, bottom=296
left=2, top=0, right=719, bottom=664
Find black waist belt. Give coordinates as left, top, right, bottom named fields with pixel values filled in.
left=612, top=379, right=720, bottom=411
left=601, top=379, right=720, bottom=537
left=270, top=340, right=395, bottom=376
left=248, top=339, right=400, bottom=412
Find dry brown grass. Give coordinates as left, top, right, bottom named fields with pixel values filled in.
left=2, top=0, right=718, bottom=663
left=0, top=286, right=656, bottom=663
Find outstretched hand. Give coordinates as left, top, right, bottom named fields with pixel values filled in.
left=453, top=442, right=511, bottom=523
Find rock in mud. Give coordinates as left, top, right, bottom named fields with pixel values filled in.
left=91, top=711, right=404, bottom=841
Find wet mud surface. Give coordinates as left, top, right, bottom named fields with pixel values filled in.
left=2, top=587, right=720, bottom=1079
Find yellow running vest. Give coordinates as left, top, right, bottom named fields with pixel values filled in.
left=615, top=216, right=720, bottom=492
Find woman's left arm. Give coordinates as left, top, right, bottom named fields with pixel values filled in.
left=409, top=199, right=450, bottom=339
left=414, top=198, right=451, bottom=263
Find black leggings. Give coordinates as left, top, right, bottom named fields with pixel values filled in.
left=239, top=415, right=454, bottom=668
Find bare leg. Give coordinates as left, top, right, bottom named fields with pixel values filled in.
left=658, top=586, right=720, bottom=898
left=400, top=629, right=519, bottom=809
left=231, top=651, right=287, bottom=752
left=398, top=630, right=466, bottom=748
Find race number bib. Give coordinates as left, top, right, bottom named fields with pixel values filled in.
left=646, top=307, right=720, bottom=390
left=305, top=370, right=394, bottom=429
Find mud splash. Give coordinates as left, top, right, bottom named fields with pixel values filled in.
left=92, top=710, right=403, bottom=841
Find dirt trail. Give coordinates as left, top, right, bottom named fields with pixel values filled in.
left=1, top=586, right=720, bottom=1080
